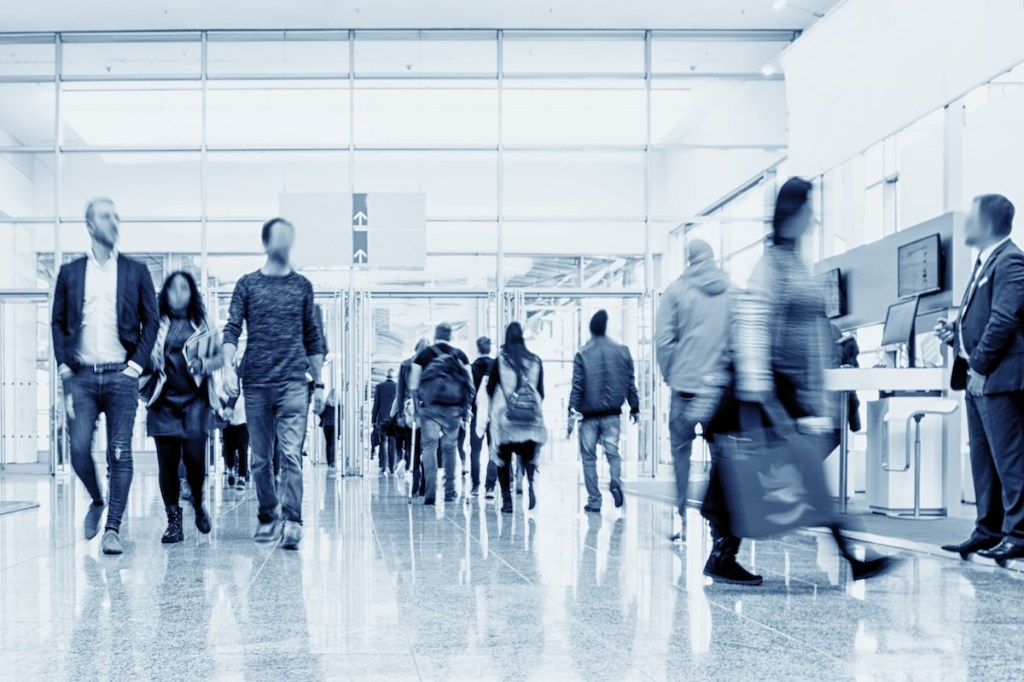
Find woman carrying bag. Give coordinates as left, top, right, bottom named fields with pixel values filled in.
left=476, top=322, right=546, bottom=514
left=141, top=271, right=223, bottom=543
left=702, top=178, right=894, bottom=586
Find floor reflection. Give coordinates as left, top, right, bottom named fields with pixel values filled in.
left=0, top=460, right=1022, bottom=679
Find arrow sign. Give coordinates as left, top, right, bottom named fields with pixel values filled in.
left=352, top=229, right=368, bottom=265
left=352, top=193, right=368, bottom=226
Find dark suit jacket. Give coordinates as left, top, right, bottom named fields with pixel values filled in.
left=51, top=254, right=160, bottom=373
left=952, top=239, right=1024, bottom=394
left=372, top=379, right=397, bottom=425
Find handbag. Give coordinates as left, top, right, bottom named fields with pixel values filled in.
left=715, top=401, right=835, bottom=539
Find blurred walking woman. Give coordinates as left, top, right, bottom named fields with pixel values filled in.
left=142, top=271, right=223, bottom=543
left=478, top=322, right=546, bottom=513
left=703, top=177, right=892, bottom=584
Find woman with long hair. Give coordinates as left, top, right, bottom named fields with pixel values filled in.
left=143, top=270, right=223, bottom=543
left=478, top=322, right=546, bottom=513
left=702, top=177, right=893, bottom=585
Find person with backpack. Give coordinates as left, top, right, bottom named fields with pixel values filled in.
left=568, top=310, right=640, bottom=513
left=409, top=323, right=475, bottom=505
left=469, top=336, right=496, bottom=498
left=394, top=338, right=429, bottom=494
left=477, top=323, right=545, bottom=513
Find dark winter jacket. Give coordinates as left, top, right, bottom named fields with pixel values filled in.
left=569, top=336, right=640, bottom=419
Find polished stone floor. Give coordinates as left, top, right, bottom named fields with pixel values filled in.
left=1, top=458, right=1022, bottom=681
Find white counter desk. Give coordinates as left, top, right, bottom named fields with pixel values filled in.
left=823, top=368, right=947, bottom=513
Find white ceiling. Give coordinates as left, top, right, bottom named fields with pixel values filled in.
left=1, top=0, right=841, bottom=33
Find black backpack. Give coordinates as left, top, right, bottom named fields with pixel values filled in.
left=419, top=347, right=472, bottom=407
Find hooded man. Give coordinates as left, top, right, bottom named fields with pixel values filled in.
left=655, top=239, right=731, bottom=533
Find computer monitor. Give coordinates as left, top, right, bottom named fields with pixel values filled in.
left=897, top=234, right=942, bottom=299
left=819, top=268, right=844, bottom=319
left=881, top=297, right=920, bottom=366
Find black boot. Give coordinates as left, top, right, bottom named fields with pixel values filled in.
left=162, top=506, right=184, bottom=544
left=831, top=526, right=895, bottom=581
left=703, top=535, right=763, bottom=586
left=194, top=502, right=212, bottom=535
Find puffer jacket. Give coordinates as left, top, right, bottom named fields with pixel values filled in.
left=655, top=258, right=731, bottom=394
left=569, top=336, right=640, bottom=419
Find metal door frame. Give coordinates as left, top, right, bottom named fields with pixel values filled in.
left=516, top=288, right=658, bottom=477
left=0, top=289, right=59, bottom=475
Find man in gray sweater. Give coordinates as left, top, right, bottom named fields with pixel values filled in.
left=655, top=239, right=731, bottom=535
left=223, top=217, right=326, bottom=550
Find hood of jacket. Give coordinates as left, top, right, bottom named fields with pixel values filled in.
left=679, top=259, right=729, bottom=296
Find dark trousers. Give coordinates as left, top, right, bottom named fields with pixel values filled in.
left=155, top=436, right=207, bottom=509
left=468, top=413, right=492, bottom=488
left=966, top=392, right=1024, bottom=542
left=222, top=424, right=249, bottom=477
left=497, top=441, right=537, bottom=501
left=67, top=369, right=137, bottom=533
left=323, top=424, right=336, bottom=467
left=700, top=452, right=731, bottom=538
left=376, top=425, right=396, bottom=472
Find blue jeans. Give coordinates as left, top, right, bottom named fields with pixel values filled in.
left=669, top=393, right=700, bottom=517
left=579, top=414, right=622, bottom=509
left=246, top=382, right=309, bottom=524
left=67, top=368, right=138, bottom=532
left=420, top=405, right=463, bottom=501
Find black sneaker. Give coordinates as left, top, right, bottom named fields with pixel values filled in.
left=470, top=484, right=480, bottom=497
left=583, top=505, right=601, bottom=514
left=611, top=486, right=624, bottom=509
left=528, top=486, right=537, bottom=511
left=501, top=501, right=514, bottom=514
left=444, top=493, right=456, bottom=503
left=424, top=497, right=436, bottom=506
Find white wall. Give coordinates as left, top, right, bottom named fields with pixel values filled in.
left=784, top=0, right=1024, bottom=176
left=963, top=86, right=1024, bottom=245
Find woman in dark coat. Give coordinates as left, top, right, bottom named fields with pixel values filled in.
left=702, top=178, right=893, bottom=586
left=143, top=271, right=223, bottom=543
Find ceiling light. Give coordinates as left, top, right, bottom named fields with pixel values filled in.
left=772, top=0, right=788, bottom=10
left=761, top=64, right=777, bottom=76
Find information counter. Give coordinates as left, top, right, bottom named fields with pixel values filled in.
left=823, top=368, right=959, bottom=516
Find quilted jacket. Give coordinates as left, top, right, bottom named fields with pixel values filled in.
left=569, top=336, right=640, bottom=419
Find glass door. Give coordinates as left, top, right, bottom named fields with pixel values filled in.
left=0, top=290, right=57, bottom=474
left=519, top=290, right=656, bottom=477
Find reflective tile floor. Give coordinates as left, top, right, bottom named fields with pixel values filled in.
left=1, top=459, right=1023, bottom=681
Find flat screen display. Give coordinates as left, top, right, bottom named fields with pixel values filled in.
left=898, top=234, right=942, bottom=298
left=881, top=298, right=919, bottom=348
left=819, top=268, right=844, bottom=318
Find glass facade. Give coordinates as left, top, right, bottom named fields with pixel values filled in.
left=0, top=29, right=796, bottom=294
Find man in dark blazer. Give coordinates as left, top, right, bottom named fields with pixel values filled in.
left=51, top=197, right=159, bottom=555
left=372, top=369, right=398, bottom=474
left=937, top=194, right=1024, bottom=562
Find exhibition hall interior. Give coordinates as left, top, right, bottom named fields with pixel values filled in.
left=1, top=0, right=1024, bottom=679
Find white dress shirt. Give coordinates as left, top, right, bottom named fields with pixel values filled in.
left=958, top=236, right=1012, bottom=361
left=78, top=248, right=127, bottom=366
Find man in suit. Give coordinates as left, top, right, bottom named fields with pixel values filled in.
left=937, top=194, right=1024, bottom=562
left=372, top=369, right=398, bottom=474
left=51, top=197, right=159, bottom=555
